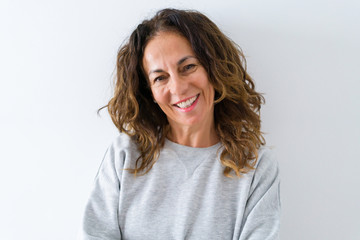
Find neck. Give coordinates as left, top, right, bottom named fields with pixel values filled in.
left=167, top=118, right=219, bottom=148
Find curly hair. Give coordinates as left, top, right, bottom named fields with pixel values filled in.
left=104, top=8, right=265, bottom=177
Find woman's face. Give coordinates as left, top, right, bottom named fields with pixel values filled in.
left=142, top=31, right=215, bottom=130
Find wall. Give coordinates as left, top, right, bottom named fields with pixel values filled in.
left=1, top=0, right=359, bottom=239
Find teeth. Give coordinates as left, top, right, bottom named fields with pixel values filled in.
left=176, top=95, right=198, bottom=108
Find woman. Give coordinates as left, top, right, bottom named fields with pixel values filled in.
left=80, top=8, right=280, bottom=240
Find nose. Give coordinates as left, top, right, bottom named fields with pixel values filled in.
left=168, top=74, right=188, bottom=96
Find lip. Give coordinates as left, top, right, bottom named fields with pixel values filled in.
left=174, top=94, right=200, bottom=112
left=172, top=94, right=199, bottom=105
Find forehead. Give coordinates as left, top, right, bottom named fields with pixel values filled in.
left=142, top=31, right=195, bottom=72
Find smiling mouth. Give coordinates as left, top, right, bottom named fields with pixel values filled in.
left=174, top=94, right=199, bottom=109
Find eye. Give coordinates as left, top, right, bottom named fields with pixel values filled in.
left=183, top=64, right=196, bottom=71
left=154, top=75, right=166, bottom=82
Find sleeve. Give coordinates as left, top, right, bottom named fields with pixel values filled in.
left=78, top=143, right=123, bottom=240
left=239, top=148, right=281, bottom=240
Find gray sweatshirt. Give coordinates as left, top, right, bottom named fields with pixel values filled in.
left=79, top=133, right=281, bottom=240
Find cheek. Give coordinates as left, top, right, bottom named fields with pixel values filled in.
left=151, top=87, right=167, bottom=103
left=200, top=77, right=214, bottom=97
left=204, top=83, right=215, bottom=104
left=206, top=87, right=215, bottom=103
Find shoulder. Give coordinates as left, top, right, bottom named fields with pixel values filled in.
left=255, top=146, right=279, bottom=173
left=99, top=133, right=140, bottom=171
left=109, top=132, right=139, bottom=153
left=250, top=146, right=280, bottom=190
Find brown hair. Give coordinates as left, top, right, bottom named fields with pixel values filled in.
left=104, top=8, right=265, bottom=177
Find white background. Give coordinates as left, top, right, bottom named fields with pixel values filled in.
left=1, top=0, right=359, bottom=239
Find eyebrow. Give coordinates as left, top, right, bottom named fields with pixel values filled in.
left=148, top=56, right=196, bottom=75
